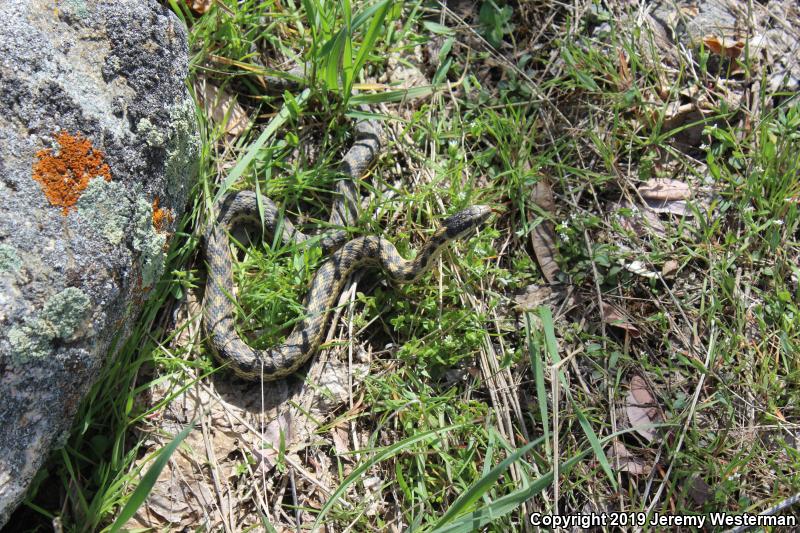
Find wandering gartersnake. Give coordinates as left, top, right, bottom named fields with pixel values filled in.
left=203, top=116, right=490, bottom=381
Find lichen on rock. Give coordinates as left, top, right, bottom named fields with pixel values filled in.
left=32, top=131, right=112, bottom=214
left=137, top=117, right=166, bottom=148
left=132, top=196, right=167, bottom=289
left=0, top=0, right=198, bottom=524
left=164, top=98, right=200, bottom=200
left=0, top=244, right=21, bottom=273
left=77, top=178, right=132, bottom=246
left=39, top=287, right=92, bottom=340
left=8, top=287, right=92, bottom=362
left=77, top=178, right=167, bottom=289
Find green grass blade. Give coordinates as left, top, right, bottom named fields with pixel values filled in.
left=431, top=437, right=543, bottom=529
left=213, top=89, right=310, bottom=204
left=350, top=0, right=391, bottom=90
left=325, top=29, right=349, bottom=91
left=312, top=423, right=467, bottom=527
left=429, top=452, right=589, bottom=533
left=107, top=421, right=194, bottom=533
left=538, top=306, right=617, bottom=490
left=349, top=84, right=438, bottom=104
left=526, top=312, right=550, bottom=456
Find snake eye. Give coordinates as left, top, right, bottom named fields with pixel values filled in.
left=443, top=205, right=492, bottom=238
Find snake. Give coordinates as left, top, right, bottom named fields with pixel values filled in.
left=203, top=115, right=491, bottom=381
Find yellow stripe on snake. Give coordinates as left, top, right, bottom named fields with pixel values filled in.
left=203, top=117, right=490, bottom=381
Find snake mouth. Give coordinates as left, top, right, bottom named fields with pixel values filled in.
left=443, top=205, right=493, bottom=239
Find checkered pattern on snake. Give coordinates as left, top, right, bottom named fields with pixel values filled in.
left=203, top=117, right=491, bottom=381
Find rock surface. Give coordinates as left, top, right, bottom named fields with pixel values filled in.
left=0, top=0, right=199, bottom=526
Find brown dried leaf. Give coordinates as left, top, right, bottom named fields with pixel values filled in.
left=185, top=0, right=214, bottom=15
left=639, top=178, right=691, bottom=201
left=253, top=412, right=293, bottom=470
left=194, top=76, right=249, bottom=138
left=662, top=259, right=679, bottom=277
left=618, top=49, right=632, bottom=89
left=688, top=475, right=712, bottom=505
left=514, top=284, right=555, bottom=311
left=659, top=99, right=712, bottom=146
left=625, top=375, right=661, bottom=442
left=703, top=35, right=745, bottom=59
left=611, top=200, right=666, bottom=238
left=331, top=427, right=350, bottom=456
left=601, top=302, right=640, bottom=338
left=529, top=179, right=560, bottom=283
left=605, top=440, right=650, bottom=475
left=185, top=0, right=212, bottom=14
left=644, top=198, right=692, bottom=216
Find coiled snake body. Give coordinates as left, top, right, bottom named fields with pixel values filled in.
left=203, top=117, right=490, bottom=381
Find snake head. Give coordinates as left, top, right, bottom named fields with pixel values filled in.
left=442, top=205, right=492, bottom=240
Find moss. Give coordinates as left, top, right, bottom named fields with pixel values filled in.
left=0, top=244, right=21, bottom=273
left=77, top=178, right=132, bottom=245
left=8, top=288, right=92, bottom=362
left=132, top=197, right=166, bottom=289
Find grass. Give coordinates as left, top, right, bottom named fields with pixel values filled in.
left=11, top=0, right=800, bottom=531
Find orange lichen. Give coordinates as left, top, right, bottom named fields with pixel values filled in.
left=152, top=197, right=174, bottom=232
left=32, top=131, right=112, bottom=214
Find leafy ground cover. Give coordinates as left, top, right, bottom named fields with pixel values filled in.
left=10, top=0, right=800, bottom=531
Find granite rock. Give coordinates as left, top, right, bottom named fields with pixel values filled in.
left=0, top=0, right=199, bottom=525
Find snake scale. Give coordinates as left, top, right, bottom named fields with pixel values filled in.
left=203, top=115, right=490, bottom=381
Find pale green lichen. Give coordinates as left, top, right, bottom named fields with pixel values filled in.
left=132, top=197, right=166, bottom=289
left=8, top=324, right=51, bottom=360
left=63, top=0, right=88, bottom=18
left=76, top=178, right=166, bottom=289
left=164, top=98, right=200, bottom=200
left=9, top=288, right=92, bottom=362
left=137, top=117, right=166, bottom=148
left=0, top=244, right=21, bottom=273
left=39, top=287, right=92, bottom=339
left=77, top=178, right=132, bottom=245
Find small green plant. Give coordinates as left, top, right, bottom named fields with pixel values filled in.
left=478, top=0, right=514, bottom=48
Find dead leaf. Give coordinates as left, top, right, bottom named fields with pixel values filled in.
left=662, top=259, right=679, bottom=277
left=703, top=35, right=745, bottom=59
left=253, top=413, right=293, bottom=470
left=606, top=440, right=650, bottom=475
left=185, top=0, right=212, bottom=14
left=623, top=260, right=658, bottom=280
left=194, top=76, right=249, bottom=138
left=639, top=178, right=691, bottom=201
left=611, top=200, right=666, bottom=238
left=625, top=375, right=662, bottom=442
left=618, top=49, right=632, bottom=90
left=644, top=198, right=692, bottom=216
left=514, top=284, right=555, bottom=311
left=601, top=302, right=640, bottom=338
left=331, top=427, right=350, bottom=456
left=529, top=179, right=561, bottom=283
left=688, top=475, right=712, bottom=506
